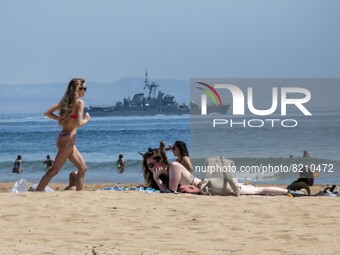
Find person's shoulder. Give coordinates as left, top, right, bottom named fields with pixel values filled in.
left=77, top=99, right=85, bottom=104
left=75, top=99, right=85, bottom=110
left=170, top=161, right=181, bottom=167
left=182, top=155, right=191, bottom=161
left=181, top=156, right=192, bottom=165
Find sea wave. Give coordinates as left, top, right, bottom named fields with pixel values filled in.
left=0, top=160, right=144, bottom=173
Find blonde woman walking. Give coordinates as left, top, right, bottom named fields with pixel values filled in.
left=36, top=78, right=90, bottom=191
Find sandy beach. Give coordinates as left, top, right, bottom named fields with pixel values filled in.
left=0, top=182, right=339, bottom=255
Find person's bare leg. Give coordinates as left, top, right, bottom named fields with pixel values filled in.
left=299, top=188, right=308, bottom=195
left=68, top=145, right=87, bottom=191
left=36, top=136, right=74, bottom=191
left=239, top=184, right=289, bottom=195
left=227, top=177, right=241, bottom=196
left=256, top=186, right=289, bottom=195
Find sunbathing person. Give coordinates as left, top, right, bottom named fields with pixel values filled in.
left=171, top=141, right=193, bottom=172
left=142, top=146, right=307, bottom=196
left=142, top=146, right=201, bottom=192
left=287, top=166, right=317, bottom=195
left=64, top=171, right=77, bottom=191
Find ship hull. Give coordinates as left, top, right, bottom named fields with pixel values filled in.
left=190, top=104, right=230, bottom=115
left=87, top=106, right=190, bottom=116
left=87, top=104, right=230, bottom=117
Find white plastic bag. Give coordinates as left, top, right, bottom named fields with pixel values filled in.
left=31, top=184, right=55, bottom=192
left=11, top=179, right=55, bottom=193
left=11, top=179, right=29, bottom=193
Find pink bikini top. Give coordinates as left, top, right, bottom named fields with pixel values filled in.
left=70, top=115, right=78, bottom=119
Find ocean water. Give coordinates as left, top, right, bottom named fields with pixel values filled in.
left=0, top=111, right=339, bottom=185
left=190, top=109, right=340, bottom=184
left=0, top=114, right=189, bottom=184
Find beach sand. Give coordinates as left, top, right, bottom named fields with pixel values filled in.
left=1, top=182, right=339, bottom=255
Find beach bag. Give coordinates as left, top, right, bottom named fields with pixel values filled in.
left=200, top=156, right=240, bottom=196
left=179, top=185, right=201, bottom=194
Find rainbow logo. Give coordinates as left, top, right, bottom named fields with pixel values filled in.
left=196, top=82, right=223, bottom=106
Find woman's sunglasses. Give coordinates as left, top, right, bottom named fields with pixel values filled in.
left=147, top=162, right=155, bottom=169
left=79, top=87, right=87, bottom=92
left=172, top=146, right=177, bottom=151
left=147, top=156, right=162, bottom=169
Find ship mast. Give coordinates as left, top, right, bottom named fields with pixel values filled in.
left=144, top=70, right=159, bottom=99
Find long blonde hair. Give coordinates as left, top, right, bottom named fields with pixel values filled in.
left=58, top=78, right=85, bottom=125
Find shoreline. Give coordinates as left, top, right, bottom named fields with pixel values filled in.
left=1, top=181, right=336, bottom=194
left=0, top=182, right=134, bottom=193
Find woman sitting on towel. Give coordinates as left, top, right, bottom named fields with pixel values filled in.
left=171, top=141, right=193, bottom=172
left=143, top=144, right=307, bottom=196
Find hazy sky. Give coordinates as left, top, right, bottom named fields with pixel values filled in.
left=1, top=0, right=339, bottom=85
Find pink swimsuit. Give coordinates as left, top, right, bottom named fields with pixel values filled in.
left=57, top=115, right=77, bottom=145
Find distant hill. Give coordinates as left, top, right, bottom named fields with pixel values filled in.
left=0, top=77, right=189, bottom=113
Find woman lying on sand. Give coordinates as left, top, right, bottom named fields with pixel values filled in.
left=142, top=145, right=307, bottom=196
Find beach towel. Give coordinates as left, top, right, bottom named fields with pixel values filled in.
left=200, top=156, right=240, bottom=196
left=103, top=185, right=160, bottom=193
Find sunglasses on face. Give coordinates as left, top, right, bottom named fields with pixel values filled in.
left=147, top=156, right=162, bottom=169
left=79, top=87, right=87, bottom=92
left=147, top=162, right=155, bottom=169
left=172, top=146, right=177, bottom=151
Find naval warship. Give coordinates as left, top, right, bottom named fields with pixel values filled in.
left=85, top=71, right=190, bottom=116
left=85, top=72, right=230, bottom=116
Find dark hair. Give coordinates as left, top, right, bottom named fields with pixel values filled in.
left=174, top=141, right=189, bottom=157
left=142, top=143, right=169, bottom=190
left=17, top=155, right=22, bottom=160
left=297, top=177, right=314, bottom=186
left=46, top=155, right=50, bottom=159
